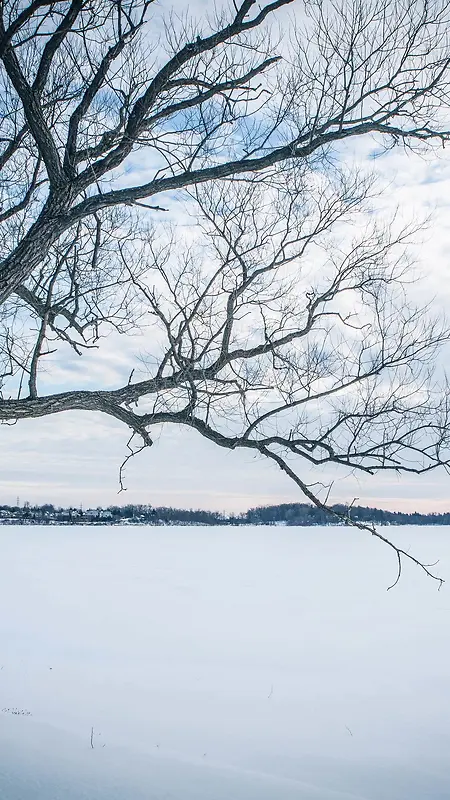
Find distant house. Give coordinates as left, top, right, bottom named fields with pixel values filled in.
left=85, top=509, right=99, bottom=518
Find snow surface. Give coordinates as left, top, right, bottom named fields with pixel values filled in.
left=0, top=524, right=450, bottom=799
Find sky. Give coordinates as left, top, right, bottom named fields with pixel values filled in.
left=2, top=1, right=450, bottom=512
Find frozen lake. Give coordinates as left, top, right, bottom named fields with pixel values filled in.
left=1, top=524, right=450, bottom=799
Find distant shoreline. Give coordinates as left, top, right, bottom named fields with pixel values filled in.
left=1, top=502, right=450, bottom=527
left=1, top=521, right=450, bottom=527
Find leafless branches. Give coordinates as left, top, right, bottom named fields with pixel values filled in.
left=1, top=0, right=450, bottom=301
left=1, top=1, right=450, bottom=582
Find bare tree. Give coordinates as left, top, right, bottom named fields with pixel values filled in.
left=1, top=0, right=450, bottom=584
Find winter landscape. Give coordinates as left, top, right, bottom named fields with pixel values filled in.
left=3, top=0, right=450, bottom=797
left=1, top=523, right=450, bottom=800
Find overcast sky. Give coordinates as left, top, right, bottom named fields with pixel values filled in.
left=2, top=2, right=450, bottom=512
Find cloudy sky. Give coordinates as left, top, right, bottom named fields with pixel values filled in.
left=2, top=1, right=450, bottom=513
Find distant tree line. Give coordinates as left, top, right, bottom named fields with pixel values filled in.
left=106, top=505, right=226, bottom=525
left=1, top=502, right=450, bottom=526
left=244, top=504, right=450, bottom=526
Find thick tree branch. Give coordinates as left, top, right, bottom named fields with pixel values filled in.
left=0, top=24, right=64, bottom=185
left=68, top=121, right=450, bottom=221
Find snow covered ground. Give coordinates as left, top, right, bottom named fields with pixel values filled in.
left=0, top=524, right=449, bottom=799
